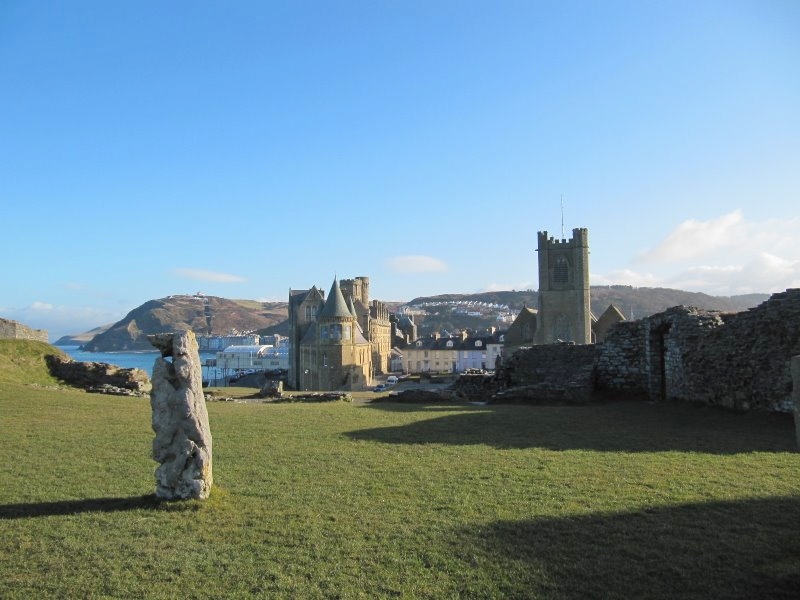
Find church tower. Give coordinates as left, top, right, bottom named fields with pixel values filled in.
left=534, top=227, right=591, bottom=344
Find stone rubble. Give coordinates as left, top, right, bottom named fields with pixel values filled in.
left=45, top=354, right=151, bottom=396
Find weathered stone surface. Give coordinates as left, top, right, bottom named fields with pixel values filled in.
left=596, top=290, right=800, bottom=412
left=792, top=356, right=800, bottom=449
left=45, top=354, right=151, bottom=395
left=493, top=343, right=597, bottom=404
left=149, top=331, right=212, bottom=500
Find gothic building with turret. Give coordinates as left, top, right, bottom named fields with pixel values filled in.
left=287, top=276, right=392, bottom=391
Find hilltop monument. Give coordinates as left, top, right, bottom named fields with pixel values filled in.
left=534, top=227, right=592, bottom=344
left=149, top=331, right=213, bottom=500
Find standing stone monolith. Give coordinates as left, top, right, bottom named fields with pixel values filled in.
left=149, top=331, right=213, bottom=499
left=792, top=355, right=800, bottom=451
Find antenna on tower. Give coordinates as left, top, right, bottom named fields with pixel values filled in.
left=560, top=194, right=565, bottom=239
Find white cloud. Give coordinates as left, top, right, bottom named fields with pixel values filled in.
left=172, top=268, right=246, bottom=283
left=386, top=255, right=448, bottom=273
left=591, top=269, right=661, bottom=288
left=29, top=301, right=54, bottom=311
left=637, top=210, right=745, bottom=263
left=603, top=212, right=800, bottom=295
left=665, top=253, right=800, bottom=295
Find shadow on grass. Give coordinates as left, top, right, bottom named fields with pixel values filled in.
left=350, top=401, right=798, bottom=453
left=450, top=495, right=800, bottom=599
left=0, top=494, right=196, bottom=520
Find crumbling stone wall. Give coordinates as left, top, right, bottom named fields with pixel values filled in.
left=0, top=318, right=48, bottom=343
left=595, top=320, right=647, bottom=395
left=683, top=290, right=800, bottom=411
left=491, top=289, right=800, bottom=412
left=46, top=354, right=151, bottom=395
left=596, top=289, right=800, bottom=412
left=494, top=343, right=597, bottom=403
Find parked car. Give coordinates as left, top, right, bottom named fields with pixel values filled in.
left=386, top=376, right=398, bottom=385
left=373, top=384, right=386, bottom=392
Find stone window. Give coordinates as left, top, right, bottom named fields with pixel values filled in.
left=554, top=256, right=569, bottom=284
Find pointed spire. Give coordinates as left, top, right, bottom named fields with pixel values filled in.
left=319, top=277, right=353, bottom=319
left=347, top=294, right=358, bottom=318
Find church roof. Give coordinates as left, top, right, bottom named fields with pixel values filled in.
left=319, top=278, right=353, bottom=319
left=289, top=285, right=323, bottom=307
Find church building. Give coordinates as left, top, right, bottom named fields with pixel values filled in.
left=534, top=227, right=592, bottom=344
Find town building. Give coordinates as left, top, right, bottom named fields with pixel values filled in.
left=214, top=340, right=289, bottom=374
left=198, top=334, right=261, bottom=352
left=403, top=330, right=505, bottom=374
left=287, top=276, right=392, bottom=391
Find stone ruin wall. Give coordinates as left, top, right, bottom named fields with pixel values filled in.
left=0, top=318, right=49, bottom=343
left=454, top=343, right=598, bottom=403
left=683, top=289, right=800, bottom=412
left=594, top=320, right=647, bottom=395
left=483, top=289, right=800, bottom=412
left=595, top=289, right=800, bottom=412
left=502, top=343, right=597, bottom=403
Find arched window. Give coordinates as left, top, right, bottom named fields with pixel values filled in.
left=554, top=256, right=569, bottom=284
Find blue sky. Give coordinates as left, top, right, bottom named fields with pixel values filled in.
left=1, top=1, right=799, bottom=341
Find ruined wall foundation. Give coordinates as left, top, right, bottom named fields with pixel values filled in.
left=0, top=318, right=48, bottom=343
left=487, top=289, right=800, bottom=413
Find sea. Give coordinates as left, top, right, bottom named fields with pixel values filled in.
left=60, top=346, right=224, bottom=383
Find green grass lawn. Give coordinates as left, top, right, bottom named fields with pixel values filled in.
left=1, top=365, right=799, bottom=598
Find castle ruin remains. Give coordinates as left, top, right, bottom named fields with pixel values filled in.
left=0, top=318, right=48, bottom=343
left=474, top=289, right=800, bottom=414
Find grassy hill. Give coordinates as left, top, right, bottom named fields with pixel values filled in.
left=0, top=339, right=65, bottom=387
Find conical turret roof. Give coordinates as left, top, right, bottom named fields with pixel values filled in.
left=347, top=295, right=358, bottom=318
left=319, top=278, right=353, bottom=319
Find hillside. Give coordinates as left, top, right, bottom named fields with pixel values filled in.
left=62, top=287, right=772, bottom=350
left=406, top=287, right=770, bottom=334
left=0, top=339, right=66, bottom=387
left=54, top=323, right=113, bottom=346
left=80, top=295, right=288, bottom=352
